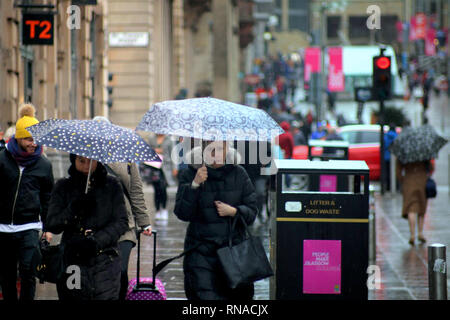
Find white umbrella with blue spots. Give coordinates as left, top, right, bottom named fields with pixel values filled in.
left=27, top=118, right=161, bottom=192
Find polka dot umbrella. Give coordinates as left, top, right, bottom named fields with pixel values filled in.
left=27, top=119, right=161, bottom=192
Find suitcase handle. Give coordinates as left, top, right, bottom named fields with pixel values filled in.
left=135, top=229, right=160, bottom=293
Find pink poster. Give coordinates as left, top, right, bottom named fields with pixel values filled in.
left=425, top=27, right=436, bottom=56
left=327, top=47, right=344, bottom=92
left=415, top=13, right=427, bottom=39
left=409, top=17, right=417, bottom=41
left=304, top=47, right=321, bottom=84
left=303, top=240, right=341, bottom=294
left=319, top=174, right=337, bottom=192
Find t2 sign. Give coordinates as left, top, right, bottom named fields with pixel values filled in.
left=22, top=13, right=54, bottom=45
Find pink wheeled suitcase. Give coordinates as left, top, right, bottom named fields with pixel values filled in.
left=125, top=230, right=167, bottom=300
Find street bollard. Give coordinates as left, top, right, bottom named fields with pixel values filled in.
left=428, top=243, right=447, bottom=300
left=369, top=187, right=376, bottom=263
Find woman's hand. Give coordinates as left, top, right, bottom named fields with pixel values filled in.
left=142, top=225, right=152, bottom=236
left=215, top=201, right=237, bottom=217
left=193, top=164, right=208, bottom=185
left=42, top=232, right=53, bottom=243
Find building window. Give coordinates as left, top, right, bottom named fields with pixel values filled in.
left=327, top=16, right=341, bottom=39
left=24, top=60, right=33, bottom=103
left=349, top=16, right=370, bottom=40
left=379, top=15, right=398, bottom=43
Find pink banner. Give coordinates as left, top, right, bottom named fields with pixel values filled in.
left=303, top=240, right=341, bottom=294
left=425, top=27, right=436, bottom=56
left=327, top=47, right=344, bottom=92
left=396, top=21, right=403, bottom=43
left=409, top=17, right=417, bottom=41
left=415, top=13, right=427, bottom=39
left=304, top=47, right=321, bottom=83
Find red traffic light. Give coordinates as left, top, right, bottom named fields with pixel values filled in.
left=375, top=57, right=390, bottom=70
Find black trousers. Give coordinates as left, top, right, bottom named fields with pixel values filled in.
left=153, top=179, right=167, bottom=211
left=0, top=230, right=39, bottom=301
left=118, top=240, right=135, bottom=300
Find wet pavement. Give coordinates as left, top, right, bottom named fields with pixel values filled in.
left=33, top=92, right=449, bottom=300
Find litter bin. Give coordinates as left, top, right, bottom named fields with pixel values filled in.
left=307, top=140, right=349, bottom=191
left=269, top=159, right=370, bottom=300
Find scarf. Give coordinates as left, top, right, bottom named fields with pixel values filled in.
left=7, top=136, right=43, bottom=167
left=68, top=162, right=107, bottom=191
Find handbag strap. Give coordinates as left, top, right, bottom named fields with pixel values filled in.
left=229, top=214, right=251, bottom=247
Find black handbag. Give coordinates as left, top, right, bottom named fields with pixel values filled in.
left=35, top=239, right=65, bottom=284
left=217, top=215, right=274, bottom=289
left=425, top=177, right=437, bottom=198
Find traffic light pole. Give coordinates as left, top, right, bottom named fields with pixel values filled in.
left=373, top=47, right=390, bottom=195
left=379, top=98, right=385, bottom=195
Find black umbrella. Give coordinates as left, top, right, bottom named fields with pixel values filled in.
left=390, top=124, right=448, bottom=164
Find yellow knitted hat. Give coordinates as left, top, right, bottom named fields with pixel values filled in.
left=15, top=104, right=39, bottom=139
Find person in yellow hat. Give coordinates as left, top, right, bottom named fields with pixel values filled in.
left=0, top=103, right=54, bottom=301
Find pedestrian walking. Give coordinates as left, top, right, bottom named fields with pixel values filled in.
left=174, top=141, right=258, bottom=300
left=104, top=162, right=152, bottom=300
left=383, top=124, right=398, bottom=191
left=234, top=140, right=271, bottom=224
left=390, top=124, right=447, bottom=245
left=311, top=122, right=327, bottom=140
left=291, top=121, right=307, bottom=146
left=278, top=121, right=294, bottom=159
left=144, top=133, right=177, bottom=221
left=0, top=104, right=54, bottom=301
left=396, top=159, right=433, bottom=245
left=45, top=154, right=128, bottom=300
left=0, top=125, right=6, bottom=151
left=91, top=116, right=153, bottom=300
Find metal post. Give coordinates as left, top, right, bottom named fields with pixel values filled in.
left=390, top=154, right=397, bottom=194
left=369, top=187, right=376, bottom=263
left=379, top=99, right=385, bottom=195
left=428, top=243, right=447, bottom=300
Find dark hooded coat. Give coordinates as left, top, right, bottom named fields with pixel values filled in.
left=46, top=161, right=128, bottom=300
left=174, top=147, right=258, bottom=300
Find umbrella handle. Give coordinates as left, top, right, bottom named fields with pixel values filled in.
left=85, top=159, right=93, bottom=194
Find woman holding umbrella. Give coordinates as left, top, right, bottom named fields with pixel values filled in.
left=46, top=154, right=128, bottom=300
left=391, top=124, right=447, bottom=245
left=174, top=140, right=258, bottom=300
left=396, top=159, right=434, bottom=245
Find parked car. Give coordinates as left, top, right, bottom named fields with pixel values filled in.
left=292, top=124, right=396, bottom=180
left=338, top=124, right=389, bottom=181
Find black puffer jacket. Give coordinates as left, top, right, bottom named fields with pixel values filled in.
left=0, top=148, right=54, bottom=226
left=46, top=163, right=128, bottom=300
left=174, top=147, right=258, bottom=299
left=174, top=148, right=258, bottom=248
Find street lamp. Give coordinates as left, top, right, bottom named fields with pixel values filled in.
left=263, top=27, right=272, bottom=55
